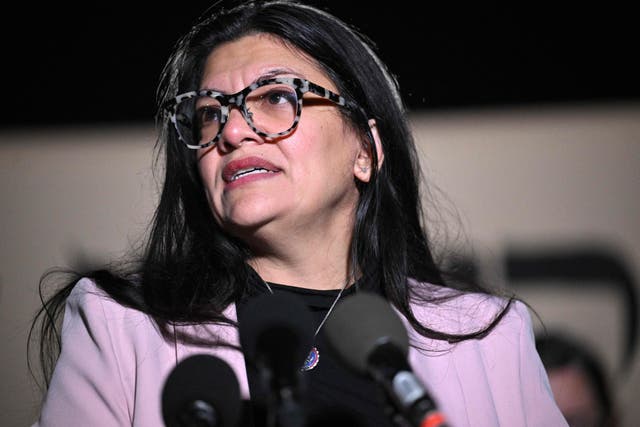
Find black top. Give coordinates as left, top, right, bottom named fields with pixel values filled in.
left=237, top=278, right=397, bottom=427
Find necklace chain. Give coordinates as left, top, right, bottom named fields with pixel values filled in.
left=260, top=277, right=349, bottom=370
left=261, top=278, right=348, bottom=336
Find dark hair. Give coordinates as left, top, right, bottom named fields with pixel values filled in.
left=30, top=0, right=513, bottom=389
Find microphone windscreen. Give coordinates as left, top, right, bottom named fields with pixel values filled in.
left=239, top=292, right=314, bottom=372
left=323, top=291, right=410, bottom=374
left=162, top=353, right=241, bottom=427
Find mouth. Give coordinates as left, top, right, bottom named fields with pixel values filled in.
left=222, top=156, right=281, bottom=183
left=229, top=167, right=274, bottom=181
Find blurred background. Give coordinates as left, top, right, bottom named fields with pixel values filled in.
left=1, top=1, right=638, bottom=426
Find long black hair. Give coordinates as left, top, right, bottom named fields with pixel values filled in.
left=30, top=0, right=513, bottom=389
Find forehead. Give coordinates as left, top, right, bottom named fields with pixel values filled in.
left=201, top=33, right=335, bottom=91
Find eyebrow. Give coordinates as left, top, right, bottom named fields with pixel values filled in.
left=200, top=67, right=305, bottom=93
left=257, top=67, right=303, bottom=81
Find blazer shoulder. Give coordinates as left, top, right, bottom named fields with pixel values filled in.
left=407, top=279, right=517, bottom=336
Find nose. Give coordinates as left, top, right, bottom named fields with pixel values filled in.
left=217, top=107, right=259, bottom=153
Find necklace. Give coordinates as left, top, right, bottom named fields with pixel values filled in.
left=261, top=278, right=349, bottom=371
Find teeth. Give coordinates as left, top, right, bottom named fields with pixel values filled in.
left=232, top=167, right=271, bottom=181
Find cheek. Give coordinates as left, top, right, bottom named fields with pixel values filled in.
left=286, top=137, right=351, bottom=188
left=293, top=120, right=359, bottom=172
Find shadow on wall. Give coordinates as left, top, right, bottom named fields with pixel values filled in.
left=505, top=246, right=638, bottom=373
left=452, top=244, right=638, bottom=377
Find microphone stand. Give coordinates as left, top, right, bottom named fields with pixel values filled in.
left=260, top=366, right=307, bottom=427
left=274, top=387, right=306, bottom=427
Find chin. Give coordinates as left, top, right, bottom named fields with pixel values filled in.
left=219, top=208, right=281, bottom=239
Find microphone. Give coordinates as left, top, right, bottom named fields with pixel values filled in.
left=239, top=292, right=315, bottom=427
left=162, top=353, right=242, bottom=427
left=323, top=291, right=448, bottom=427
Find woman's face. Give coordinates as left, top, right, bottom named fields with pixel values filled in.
left=197, top=34, right=371, bottom=245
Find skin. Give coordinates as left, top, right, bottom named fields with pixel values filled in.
left=548, top=366, right=604, bottom=427
left=197, top=34, right=380, bottom=290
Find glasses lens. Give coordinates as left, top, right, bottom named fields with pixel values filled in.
left=173, top=83, right=299, bottom=148
left=246, top=84, right=298, bottom=136
left=175, top=96, right=223, bottom=148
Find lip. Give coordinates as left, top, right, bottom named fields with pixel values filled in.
left=222, top=156, right=282, bottom=187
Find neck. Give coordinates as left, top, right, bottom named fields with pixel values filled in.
left=239, top=203, right=358, bottom=290
left=247, top=233, right=353, bottom=291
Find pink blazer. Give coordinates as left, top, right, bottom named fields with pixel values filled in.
left=32, top=278, right=568, bottom=426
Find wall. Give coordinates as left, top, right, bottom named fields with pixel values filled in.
left=411, top=101, right=640, bottom=424
left=1, top=101, right=638, bottom=426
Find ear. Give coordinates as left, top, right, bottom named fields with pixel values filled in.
left=354, top=119, right=385, bottom=183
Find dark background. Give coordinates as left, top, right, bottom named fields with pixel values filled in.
left=3, top=1, right=637, bottom=129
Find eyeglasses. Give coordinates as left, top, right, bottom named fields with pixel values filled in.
left=164, top=77, right=347, bottom=150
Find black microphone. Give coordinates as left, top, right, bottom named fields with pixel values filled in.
left=323, top=291, right=448, bottom=427
left=162, top=353, right=242, bottom=427
left=239, top=291, right=315, bottom=427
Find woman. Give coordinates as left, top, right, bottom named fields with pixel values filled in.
left=30, top=1, right=568, bottom=426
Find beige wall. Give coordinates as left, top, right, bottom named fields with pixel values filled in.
left=411, top=102, right=640, bottom=426
left=1, top=101, right=638, bottom=426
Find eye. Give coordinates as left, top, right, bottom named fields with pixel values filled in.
left=267, top=89, right=295, bottom=105
left=260, top=86, right=297, bottom=107
left=196, top=105, right=222, bottom=126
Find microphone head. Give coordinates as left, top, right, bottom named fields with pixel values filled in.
left=162, top=353, right=241, bottom=427
left=239, top=291, right=314, bottom=381
left=323, top=291, right=410, bottom=374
